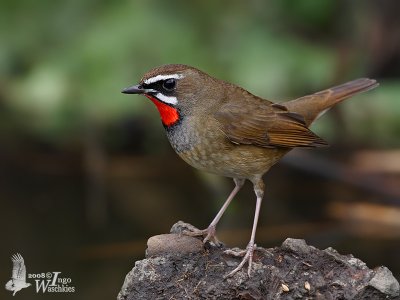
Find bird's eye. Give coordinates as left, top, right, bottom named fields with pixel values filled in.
left=162, top=79, right=176, bottom=91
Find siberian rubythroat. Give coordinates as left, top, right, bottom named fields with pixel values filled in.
left=122, top=64, right=378, bottom=277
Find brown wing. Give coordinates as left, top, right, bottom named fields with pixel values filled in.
left=215, top=99, right=328, bottom=149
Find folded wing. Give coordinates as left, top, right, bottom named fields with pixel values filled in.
left=215, top=99, right=328, bottom=148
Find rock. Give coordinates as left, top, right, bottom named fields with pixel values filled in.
left=365, top=266, right=399, bottom=298
left=146, top=233, right=203, bottom=257
left=170, top=220, right=200, bottom=235
left=281, top=237, right=312, bottom=255
left=118, top=221, right=400, bottom=300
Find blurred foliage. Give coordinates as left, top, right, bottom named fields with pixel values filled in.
left=1, top=0, right=399, bottom=150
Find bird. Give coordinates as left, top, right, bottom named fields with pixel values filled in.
left=5, top=253, right=31, bottom=296
left=122, top=64, right=378, bottom=277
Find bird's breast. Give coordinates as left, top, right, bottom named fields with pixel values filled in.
left=165, top=117, right=288, bottom=178
left=165, top=116, right=204, bottom=153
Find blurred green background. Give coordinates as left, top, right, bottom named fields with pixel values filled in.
left=1, top=0, right=399, bottom=299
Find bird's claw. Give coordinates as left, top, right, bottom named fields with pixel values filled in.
left=182, top=225, right=222, bottom=246
left=224, top=242, right=256, bottom=278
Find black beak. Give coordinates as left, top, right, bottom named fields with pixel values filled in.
left=121, top=84, right=145, bottom=94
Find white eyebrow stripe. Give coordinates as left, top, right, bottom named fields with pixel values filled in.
left=155, top=93, right=178, bottom=105
left=144, top=73, right=184, bottom=85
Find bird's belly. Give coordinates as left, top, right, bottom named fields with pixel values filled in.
left=177, top=143, right=288, bottom=179
left=166, top=118, right=289, bottom=179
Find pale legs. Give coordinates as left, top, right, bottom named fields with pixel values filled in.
left=184, top=178, right=245, bottom=245
left=225, top=178, right=264, bottom=277
left=184, top=177, right=265, bottom=277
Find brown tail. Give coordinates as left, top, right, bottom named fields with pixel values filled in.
left=283, top=78, right=379, bottom=127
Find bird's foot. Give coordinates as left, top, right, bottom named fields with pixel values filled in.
left=224, top=241, right=256, bottom=278
left=183, top=224, right=221, bottom=246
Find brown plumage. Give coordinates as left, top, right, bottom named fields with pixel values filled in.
left=122, top=64, right=378, bottom=278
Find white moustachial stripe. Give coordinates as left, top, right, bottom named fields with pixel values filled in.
left=155, top=93, right=178, bottom=105
left=144, top=73, right=184, bottom=85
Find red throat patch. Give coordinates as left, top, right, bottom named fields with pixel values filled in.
left=145, top=95, right=180, bottom=127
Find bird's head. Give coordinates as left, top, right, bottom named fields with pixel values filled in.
left=122, top=64, right=221, bottom=128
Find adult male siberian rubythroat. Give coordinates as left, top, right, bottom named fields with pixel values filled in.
left=122, top=64, right=378, bottom=277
